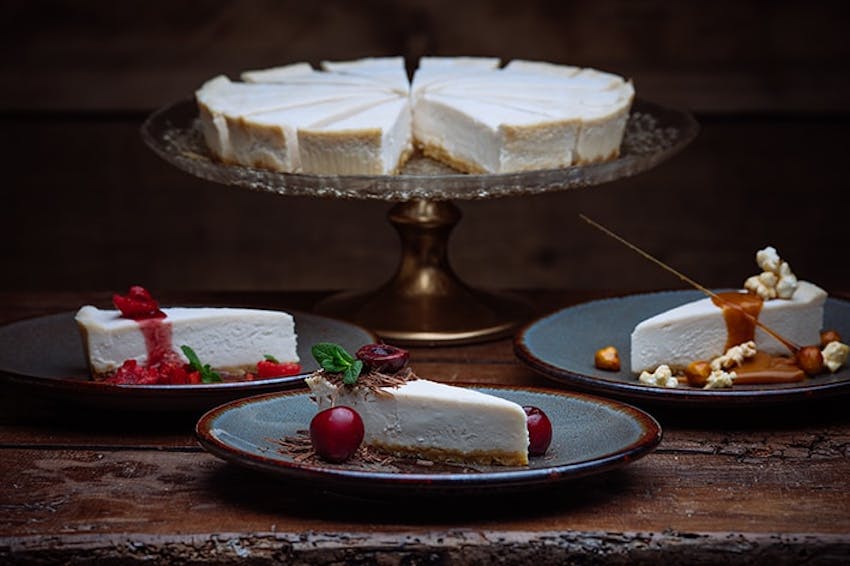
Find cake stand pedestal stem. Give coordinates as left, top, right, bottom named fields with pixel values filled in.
left=314, top=199, right=534, bottom=346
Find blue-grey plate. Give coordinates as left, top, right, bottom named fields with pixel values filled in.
left=195, top=385, right=661, bottom=498
left=0, top=310, right=375, bottom=412
left=515, top=291, right=850, bottom=406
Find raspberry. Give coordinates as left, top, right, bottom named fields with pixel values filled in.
left=113, top=285, right=165, bottom=320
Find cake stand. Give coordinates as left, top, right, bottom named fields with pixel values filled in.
left=141, top=98, right=698, bottom=345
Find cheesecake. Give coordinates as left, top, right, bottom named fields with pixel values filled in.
left=306, top=373, right=530, bottom=466
left=298, top=96, right=413, bottom=175
left=195, top=56, right=634, bottom=176
left=629, top=246, right=831, bottom=378
left=75, top=296, right=299, bottom=382
left=630, top=281, right=828, bottom=374
left=413, top=65, right=634, bottom=169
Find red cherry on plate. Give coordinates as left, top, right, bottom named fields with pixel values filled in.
left=309, top=406, right=365, bottom=463
left=523, top=405, right=552, bottom=456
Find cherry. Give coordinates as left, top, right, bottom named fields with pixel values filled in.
left=309, top=406, right=365, bottom=463
left=355, top=343, right=409, bottom=374
left=523, top=406, right=552, bottom=456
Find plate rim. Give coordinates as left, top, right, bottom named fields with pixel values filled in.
left=514, top=289, right=850, bottom=406
left=194, top=383, right=663, bottom=492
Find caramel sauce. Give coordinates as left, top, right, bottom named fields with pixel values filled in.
left=711, top=292, right=764, bottom=350
left=708, top=292, right=806, bottom=385
left=733, top=351, right=805, bottom=384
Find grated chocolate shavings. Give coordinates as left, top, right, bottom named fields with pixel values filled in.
left=316, top=366, right=417, bottom=394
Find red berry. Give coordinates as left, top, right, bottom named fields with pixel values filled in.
left=523, top=406, right=552, bottom=456
left=310, top=406, right=365, bottom=463
left=256, top=360, right=303, bottom=378
left=113, top=285, right=165, bottom=320
left=355, top=343, right=409, bottom=373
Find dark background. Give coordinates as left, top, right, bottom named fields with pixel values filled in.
left=2, top=0, right=849, bottom=296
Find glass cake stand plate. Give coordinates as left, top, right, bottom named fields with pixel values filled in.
left=142, top=98, right=698, bottom=345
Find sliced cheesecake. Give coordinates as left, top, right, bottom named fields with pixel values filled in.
left=76, top=305, right=298, bottom=380
left=306, top=373, right=530, bottom=466
left=196, top=56, right=634, bottom=176
left=630, top=281, right=827, bottom=374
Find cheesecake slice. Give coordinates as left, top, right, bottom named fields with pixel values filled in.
left=298, top=97, right=413, bottom=175
left=306, top=373, right=530, bottom=466
left=227, top=94, right=398, bottom=172
left=630, top=281, right=827, bottom=374
left=413, top=92, right=579, bottom=173
left=75, top=305, right=298, bottom=380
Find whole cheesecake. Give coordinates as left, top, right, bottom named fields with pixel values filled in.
left=195, top=55, right=634, bottom=176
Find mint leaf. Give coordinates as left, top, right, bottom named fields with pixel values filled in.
left=263, top=354, right=279, bottom=363
left=181, top=345, right=222, bottom=383
left=312, top=342, right=362, bottom=384
left=343, top=359, right=364, bottom=385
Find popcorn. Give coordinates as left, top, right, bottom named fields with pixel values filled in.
left=710, top=341, right=757, bottom=371
left=744, top=246, right=798, bottom=300
left=703, top=370, right=735, bottom=389
left=638, top=365, right=679, bottom=388
left=822, top=341, right=850, bottom=373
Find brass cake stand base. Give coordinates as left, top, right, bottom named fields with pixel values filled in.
left=314, top=200, right=534, bottom=346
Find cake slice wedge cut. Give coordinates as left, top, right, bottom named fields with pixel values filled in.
left=630, top=280, right=827, bottom=374
left=76, top=303, right=298, bottom=381
left=226, top=93, right=399, bottom=172
left=413, top=93, right=579, bottom=173
left=306, top=373, right=529, bottom=466
left=297, top=96, right=413, bottom=175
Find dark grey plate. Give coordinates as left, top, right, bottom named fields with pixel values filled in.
left=0, top=310, right=375, bottom=412
left=515, top=291, right=850, bottom=407
left=195, top=385, right=661, bottom=499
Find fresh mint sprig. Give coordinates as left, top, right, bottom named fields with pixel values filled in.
left=181, top=345, right=222, bottom=383
left=311, top=342, right=363, bottom=385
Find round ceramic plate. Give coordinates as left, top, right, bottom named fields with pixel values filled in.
left=514, top=291, right=850, bottom=406
left=0, top=310, right=375, bottom=412
left=195, top=385, right=661, bottom=499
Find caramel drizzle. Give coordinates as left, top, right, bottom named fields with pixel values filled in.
left=579, top=214, right=800, bottom=354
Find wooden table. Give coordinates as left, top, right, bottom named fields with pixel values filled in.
left=2, top=290, right=849, bottom=564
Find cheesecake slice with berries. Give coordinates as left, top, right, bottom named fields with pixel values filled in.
left=305, top=343, right=531, bottom=466
left=75, top=286, right=300, bottom=384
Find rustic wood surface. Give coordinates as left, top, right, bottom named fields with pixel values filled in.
left=1, top=290, right=849, bottom=564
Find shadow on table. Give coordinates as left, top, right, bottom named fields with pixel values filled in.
left=202, top=463, right=639, bottom=525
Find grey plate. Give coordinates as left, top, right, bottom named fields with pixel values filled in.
left=0, top=310, right=375, bottom=412
left=515, top=291, right=850, bottom=407
left=195, top=385, right=661, bottom=498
